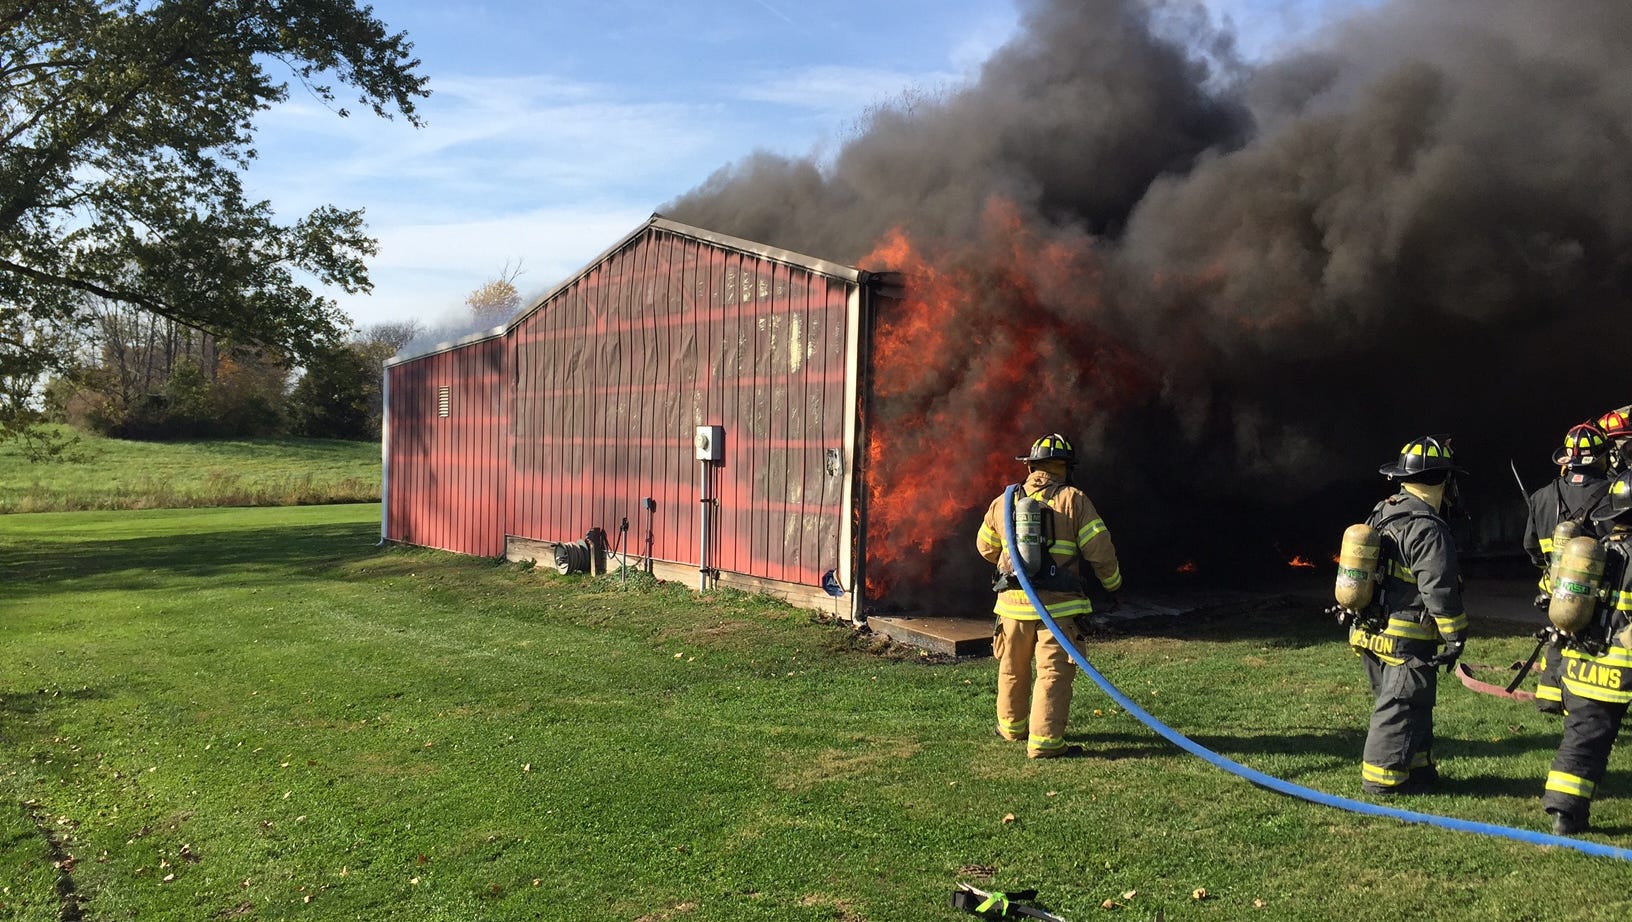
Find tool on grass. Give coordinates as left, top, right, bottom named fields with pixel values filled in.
left=951, top=883, right=1068, bottom=921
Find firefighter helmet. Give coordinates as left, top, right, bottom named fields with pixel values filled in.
left=1596, top=408, right=1632, bottom=440
left=1017, top=433, right=1075, bottom=464
left=1593, top=469, right=1632, bottom=524
left=1378, top=434, right=1463, bottom=480
left=1552, top=423, right=1607, bottom=468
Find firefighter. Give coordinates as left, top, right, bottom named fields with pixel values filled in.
left=1524, top=423, right=1614, bottom=714
left=1349, top=435, right=1469, bottom=795
left=1543, top=469, right=1632, bottom=836
left=1595, top=407, right=1631, bottom=474
left=976, top=433, right=1122, bottom=759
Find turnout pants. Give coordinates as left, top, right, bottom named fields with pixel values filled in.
left=1535, top=637, right=1565, bottom=715
left=1544, top=689, right=1629, bottom=823
left=994, top=616, right=1081, bottom=758
left=1361, top=650, right=1439, bottom=792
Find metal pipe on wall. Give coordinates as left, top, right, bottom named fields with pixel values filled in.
left=699, top=459, right=711, bottom=591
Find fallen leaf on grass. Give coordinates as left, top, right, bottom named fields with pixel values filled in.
left=1101, top=898, right=1118, bottom=910
left=1121, top=890, right=1137, bottom=900
left=1192, top=888, right=1208, bottom=901
left=162, top=873, right=174, bottom=883
left=410, top=877, right=420, bottom=885
left=1001, top=813, right=1016, bottom=824
left=1254, top=898, right=1267, bottom=908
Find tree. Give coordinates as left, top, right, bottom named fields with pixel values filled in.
left=287, top=340, right=372, bottom=439
left=0, top=0, right=430, bottom=443
left=286, top=320, right=418, bottom=440
left=465, top=260, right=524, bottom=327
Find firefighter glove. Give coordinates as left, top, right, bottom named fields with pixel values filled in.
left=1432, top=640, right=1465, bottom=672
left=1533, top=592, right=1550, bottom=612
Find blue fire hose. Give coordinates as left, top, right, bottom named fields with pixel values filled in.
left=1000, top=484, right=1632, bottom=861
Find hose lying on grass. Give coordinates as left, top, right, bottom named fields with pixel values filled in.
left=1000, top=484, right=1632, bottom=863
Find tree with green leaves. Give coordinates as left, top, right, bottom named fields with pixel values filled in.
left=0, top=0, right=430, bottom=445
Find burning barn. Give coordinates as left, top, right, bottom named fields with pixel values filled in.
left=387, top=0, right=1632, bottom=619
left=382, top=216, right=889, bottom=621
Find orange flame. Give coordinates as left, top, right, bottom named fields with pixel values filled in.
left=860, top=198, right=1159, bottom=599
left=1176, top=560, right=1198, bottom=575
left=1287, top=555, right=1315, bottom=569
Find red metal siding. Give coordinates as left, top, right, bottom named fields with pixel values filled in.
left=385, top=336, right=509, bottom=557
left=508, top=227, right=855, bottom=586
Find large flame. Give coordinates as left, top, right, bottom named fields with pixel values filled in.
left=860, top=199, right=1157, bottom=601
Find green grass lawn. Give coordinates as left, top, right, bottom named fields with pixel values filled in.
left=0, top=428, right=379, bottom=513
left=2, top=505, right=1631, bottom=921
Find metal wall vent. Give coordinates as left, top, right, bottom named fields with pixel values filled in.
left=437, top=385, right=451, bottom=418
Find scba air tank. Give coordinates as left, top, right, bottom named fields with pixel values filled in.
left=1013, top=495, right=1050, bottom=577
left=1549, top=520, right=1586, bottom=591
left=1549, top=534, right=1606, bottom=635
left=1334, top=523, right=1381, bottom=610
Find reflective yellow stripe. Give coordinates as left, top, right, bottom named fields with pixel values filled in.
left=1363, top=762, right=1410, bottom=786
left=1617, top=590, right=1632, bottom=612
left=1387, top=561, right=1417, bottom=584
left=1540, top=537, right=1556, bottom=554
left=979, top=523, right=1001, bottom=547
left=1432, top=612, right=1468, bottom=636
left=994, top=595, right=1093, bottom=620
left=1546, top=770, right=1595, bottom=799
left=1384, top=617, right=1437, bottom=641
left=998, top=716, right=1027, bottom=735
left=1078, top=519, right=1107, bottom=545
left=1536, top=684, right=1563, bottom=702
left=1563, top=647, right=1632, bottom=668
left=1049, top=539, right=1079, bottom=554
left=1101, top=569, right=1122, bottom=592
left=1029, top=734, right=1065, bottom=752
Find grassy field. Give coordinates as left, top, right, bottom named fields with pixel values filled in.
left=3, top=505, right=1631, bottom=921
left=0, top=428, right=379, bottom=513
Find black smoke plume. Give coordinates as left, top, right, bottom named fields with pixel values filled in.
left=666, top=0, right=1632, bottom=598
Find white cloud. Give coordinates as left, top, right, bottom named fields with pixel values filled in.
left=334, top=203, right=655, bottom=328
left=734, top=64, right=967, bottom=121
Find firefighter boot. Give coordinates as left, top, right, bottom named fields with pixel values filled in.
left=1550, top=809, right=1589, bottom=836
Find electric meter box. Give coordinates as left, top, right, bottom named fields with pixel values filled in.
left=694, top=425, right=725, bottom=461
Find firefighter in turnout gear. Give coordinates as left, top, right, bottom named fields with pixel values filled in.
left=1543, top=469, right=1632, bottom=836
left=1595, top=407, right=1632, bottom=474
left=1525, top=423, right=1614, bottom=714
left=976, top=433, right=1123, bottom=759
left=1348, top=435, right=1469, bottom=795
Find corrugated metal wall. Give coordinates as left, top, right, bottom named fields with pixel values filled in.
left=383, top=335, right=509, bottom=557
left=508, top=225, right=855, bottom=586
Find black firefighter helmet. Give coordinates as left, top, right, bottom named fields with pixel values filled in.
left=1592, top=469, right=1632, bottom=524
left=1553, top=423, right=1608, bottom=469
left=1379, top=434, right=1465, bottom=482
left=1018, top=433, right=1075, bottom=465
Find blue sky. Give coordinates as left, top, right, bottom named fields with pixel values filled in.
left=244, top=0, right=1380, bottom=332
